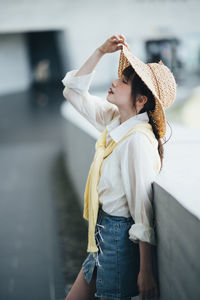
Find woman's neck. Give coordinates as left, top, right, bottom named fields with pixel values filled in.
left=119, top=112, right=137, bottom=124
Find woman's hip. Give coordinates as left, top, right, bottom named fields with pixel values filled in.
left=95, top=205, right=139, bottom=260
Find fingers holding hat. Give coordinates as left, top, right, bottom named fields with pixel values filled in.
left=118, top=34, right=131, bottom=51
left=99, top=35, right=127, bottom=54
left=111, top=34, right=130, bottom=51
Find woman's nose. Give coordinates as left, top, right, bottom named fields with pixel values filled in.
left=112, top=79, right=118, bottom=87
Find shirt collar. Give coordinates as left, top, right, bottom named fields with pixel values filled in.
left=106, top=111, right=149, bottom=143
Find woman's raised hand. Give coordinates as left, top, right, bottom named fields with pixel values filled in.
left=98, top=34, right=130, bottom=55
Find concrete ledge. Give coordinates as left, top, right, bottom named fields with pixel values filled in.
left=153, top=182, right=200, bottom=300
left=60, top=102, right=99, bottom=207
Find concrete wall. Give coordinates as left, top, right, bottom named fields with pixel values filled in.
left=152, top=182, right=200, bottom=300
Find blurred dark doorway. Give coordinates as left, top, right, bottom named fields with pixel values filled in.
left=145, top=38, right=183, bottom=83
left=26, top=30, right=64, bottom=108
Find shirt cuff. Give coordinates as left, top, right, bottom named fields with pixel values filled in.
left=61, top=69, right=96, bottom=95
left=128, top=223, right=156, bottom=246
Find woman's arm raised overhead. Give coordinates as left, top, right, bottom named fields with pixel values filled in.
left=74, top=34, right=129, bottom=77
left=74, top=48, right=104, bottom=77
left=62, top=35, right=129, bottom=132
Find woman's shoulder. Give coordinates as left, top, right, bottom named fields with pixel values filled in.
left=121, top=130, right=151, bottom=145
left=115, top=130, right=155, bottom=156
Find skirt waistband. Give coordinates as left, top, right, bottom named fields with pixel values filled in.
left=98, top=203, right=134, bottom=223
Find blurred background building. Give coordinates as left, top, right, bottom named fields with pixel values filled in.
left=0, top=0, right=200, bottom=299
left=0, top=0, right=200, bottom=97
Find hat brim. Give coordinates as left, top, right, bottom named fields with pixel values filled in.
left=118, top=45, right=167, bottom=138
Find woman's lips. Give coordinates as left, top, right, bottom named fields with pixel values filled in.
left=108, top=88, right=114, bottom=94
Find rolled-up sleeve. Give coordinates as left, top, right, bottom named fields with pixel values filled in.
left=61, top=69, right=119, bottom=132
left=120, top=132, right=157, bottom=246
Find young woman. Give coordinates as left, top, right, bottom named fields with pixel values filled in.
left=62, top=34, right=177, bottom=300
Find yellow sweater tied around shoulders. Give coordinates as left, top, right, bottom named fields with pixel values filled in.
left=83, top=122, right=161, bottom=253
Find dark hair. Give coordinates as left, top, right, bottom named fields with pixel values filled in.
left=122, top=65, right=171, bottom=172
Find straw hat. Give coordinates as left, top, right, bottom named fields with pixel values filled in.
left=118, top=44, right=177, bottom=138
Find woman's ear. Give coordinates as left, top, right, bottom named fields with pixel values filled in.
left=136, top=95, right=148, bottom=105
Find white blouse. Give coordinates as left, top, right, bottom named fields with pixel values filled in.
left=62, top=69, right=160, bottom=246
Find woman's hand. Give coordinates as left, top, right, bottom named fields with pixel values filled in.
left=98, top=34, right=130, bottom=55
left=137, top=270, right=160, bottom=299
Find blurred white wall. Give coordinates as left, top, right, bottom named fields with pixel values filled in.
left=0, top=0, right=200, bottom=37
left=0, top=0, right=200, bottom=95
left=0, top=34, right=31, bottom=95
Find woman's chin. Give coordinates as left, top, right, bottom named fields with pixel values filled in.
left=106, top=94, right=114, bottom=102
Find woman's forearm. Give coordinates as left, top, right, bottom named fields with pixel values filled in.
left=139, top=241, right=153, bottom=273
left=74, top=48, right=105, bottom=77
left=74, top=34, right=129, bottom=77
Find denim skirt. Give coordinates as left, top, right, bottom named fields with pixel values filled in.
left=82, top=205, right=140, bottom=300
